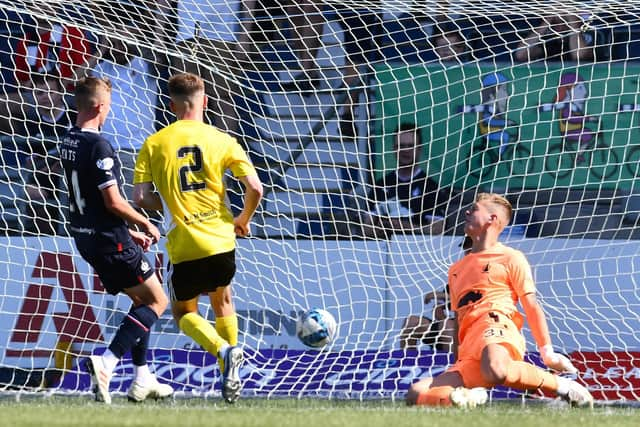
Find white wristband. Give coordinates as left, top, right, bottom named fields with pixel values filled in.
left=540, top=345, right=561, bottom=364
left=540, top=344, right=554, bottom=354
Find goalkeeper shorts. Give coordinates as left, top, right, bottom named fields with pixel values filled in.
left=457, top=310, right=526, bottom=362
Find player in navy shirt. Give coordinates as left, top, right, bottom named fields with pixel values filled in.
left=59, top=76, right=172, bottom=404
left=61, top=126, right=133, bottom=252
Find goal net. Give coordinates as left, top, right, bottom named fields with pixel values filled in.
left=0, top=0, right=639, bottom=402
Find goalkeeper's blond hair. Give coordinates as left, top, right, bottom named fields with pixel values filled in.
left=476, top=193, right=512, bottom=228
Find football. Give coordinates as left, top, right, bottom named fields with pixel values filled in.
left=296, top=308, right=337, bottom=348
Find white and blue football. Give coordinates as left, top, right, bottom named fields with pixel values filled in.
left=296, top=308, right=337, bottom=348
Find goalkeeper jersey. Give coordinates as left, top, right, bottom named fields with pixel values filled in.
left=134, top=119, right=256, bottom=264
left=448, top=243, right=536, bottom=337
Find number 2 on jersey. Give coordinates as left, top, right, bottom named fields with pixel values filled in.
left=178, top=146, right=206, bottom=192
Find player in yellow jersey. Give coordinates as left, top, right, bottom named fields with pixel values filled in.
left=133, top=72, right=263, bottom=404
left=406, top=193, right=593, bottom=408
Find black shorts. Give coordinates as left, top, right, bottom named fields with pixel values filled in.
left=167, top=250, right=236, bottom=301
left=80, top=246, right=155, bottom=295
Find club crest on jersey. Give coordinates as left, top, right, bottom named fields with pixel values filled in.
left=96, top=157, right=114, bottom=170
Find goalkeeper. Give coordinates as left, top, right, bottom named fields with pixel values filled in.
left=133, top=72, right=263, bottom=404
left=406, top=193, right=593, bottom=407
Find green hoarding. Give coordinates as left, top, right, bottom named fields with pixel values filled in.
left=373, top=63, right=640, bottom=191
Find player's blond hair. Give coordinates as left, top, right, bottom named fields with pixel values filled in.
left=168, top=72, right=205, bottom=103
left=476, top=193, right=512, bottom=226
left=74, top=76, right=112, bottom=111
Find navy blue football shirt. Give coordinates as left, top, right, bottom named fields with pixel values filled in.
left=59, top=126, right=134, bottom=252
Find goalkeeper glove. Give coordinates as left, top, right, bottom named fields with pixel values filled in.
left=539, top=345, right=578, bottom=374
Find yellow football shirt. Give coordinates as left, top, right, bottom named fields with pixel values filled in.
left=134, top=120, right=256, bottom=264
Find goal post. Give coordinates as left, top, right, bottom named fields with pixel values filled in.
left=0, top=0, right=639, bottom=402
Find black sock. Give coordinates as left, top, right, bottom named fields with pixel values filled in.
left=108, top=305, right=158, bottom=359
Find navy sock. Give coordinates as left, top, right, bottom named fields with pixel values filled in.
left=131, top=330, right=150, bottom=366
left=109, top=305, right=158, bottom=359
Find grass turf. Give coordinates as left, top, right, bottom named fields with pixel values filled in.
left=0, top=396, right=637, bottom=427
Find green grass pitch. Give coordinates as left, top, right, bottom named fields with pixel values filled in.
left=0, top=397, right=637, bottom=427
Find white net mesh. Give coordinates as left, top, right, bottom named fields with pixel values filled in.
left=0, top=0, right=639, bottom=401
